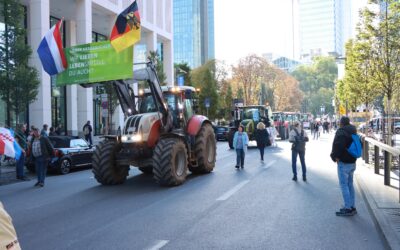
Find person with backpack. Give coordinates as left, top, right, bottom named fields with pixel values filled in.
left=289, top=121, right=309, bottom=181
left=83, top=121, right=93, bottom=146
left=255, top=122, right=269, bottom=162
left=330, top=116, right=360, bottom=216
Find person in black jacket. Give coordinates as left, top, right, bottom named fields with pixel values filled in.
left=330, top=116, right=357, bottom=216
left=255, top=122, right=269, bottom=162
left=29, top=127, right=54, bottom=187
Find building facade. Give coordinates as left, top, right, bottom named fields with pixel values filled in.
left=0, top=0, right=173, bottom=136
left=173, top=0, right=214, bottom=69
left=299, top=0, right=351, bottom=60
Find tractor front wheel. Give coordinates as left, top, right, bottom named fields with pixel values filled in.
left=153, top=138, right=188, bottom=186
left=92, top=140, right=129, bottom=185
left=190, top=123, right=216, bottom=174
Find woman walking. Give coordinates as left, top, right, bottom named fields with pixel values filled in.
left=233, top=125, right=249, bottom=169
left=255, top=122, right=269, bottom=162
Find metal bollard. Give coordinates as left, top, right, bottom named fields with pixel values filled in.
left=365, top=141, right=369, bottom=164
left=374, top=146, right=380, bottom=174
left=384, top=151, right=391, bottom=186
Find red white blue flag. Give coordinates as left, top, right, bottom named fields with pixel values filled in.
left=37, top=19, right=68, bottom=76
left=0, top=127, right=16, bottom=159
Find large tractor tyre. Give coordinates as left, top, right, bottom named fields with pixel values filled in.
left=190, top=123, right=217, bottom=174
left=153, top=138, right=188, bottom=186
left=138, top=159, right=154, bottom=174
left=227, top=130, right=235, bottom=149
left=92, top=140, right=129, bottom=185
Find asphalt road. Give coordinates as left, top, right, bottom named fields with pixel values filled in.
left=0, top=133, right=386, bottom=250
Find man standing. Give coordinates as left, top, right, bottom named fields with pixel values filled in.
left=330, top=116, right=357, bottom=216
left=83, top=121, right=93, bottom=146
left=14, top=124, right=29, bottom=181
left=29, top=128, right=54, bottom=187
left=40, top=124, right=48, bottom=137
left=289, top=121, right=308, bottom=181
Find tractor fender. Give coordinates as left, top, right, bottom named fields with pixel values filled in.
left=147, top=120, right=161, bottom=148
left=187, top=115, right=210, bottom=136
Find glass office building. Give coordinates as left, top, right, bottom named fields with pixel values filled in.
left=174, top=0, right=215, bottom=69
left=299, top=0, right=351, bottom=59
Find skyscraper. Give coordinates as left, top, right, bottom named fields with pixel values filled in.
left=174, top=0, right=215, bottom=69
left=299, top=0, right=351, bottom=60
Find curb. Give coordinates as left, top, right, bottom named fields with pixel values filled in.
left=356, top=165, right=400, bottom=250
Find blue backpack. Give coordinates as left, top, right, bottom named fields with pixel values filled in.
left=347, top=133, right=362, bottom=158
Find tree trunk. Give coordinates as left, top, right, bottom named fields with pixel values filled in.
left=387, top=98, right=392, bottom=147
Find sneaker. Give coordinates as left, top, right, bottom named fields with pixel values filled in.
left=336, top=208, right=354, bottom=216
left=351, top=207, right=357, bottom=214
left=34, top=182, right=40, bottom=187
left=292, top=176, right=297, bottom=181
left=302, top=176, right=307, bottom=182
left=38, top=183, right=44, bottom=187
left=235, top=165, right=239, bottom=169
left=241, top=166, right=244, bottom=169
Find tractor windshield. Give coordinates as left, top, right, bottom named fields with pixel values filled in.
left=139, top=93, right=177, bottom=113
left=243, top=108, right=263, bottom=122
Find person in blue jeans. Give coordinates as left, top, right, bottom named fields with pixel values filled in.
left=289, top=121, right=309, bottom=181
left=29, top=128, right=54, bottom=187
left=330, top=116, right=357, bottom=216
left=233, top=125, right=249, bottom=169
left=14, top=123, right=29, bottom=181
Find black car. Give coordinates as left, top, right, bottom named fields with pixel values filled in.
left=214, top=126, right=229, bottom=141
left=27, top=136, right=94, bottom=175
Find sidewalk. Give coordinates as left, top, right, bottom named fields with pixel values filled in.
left=356, top=158, right=400, bottom=249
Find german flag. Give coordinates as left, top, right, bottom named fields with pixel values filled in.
left=110, top=0, right=141, bottom=53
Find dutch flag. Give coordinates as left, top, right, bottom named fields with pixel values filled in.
left=37, top=19, right=68, bottom=76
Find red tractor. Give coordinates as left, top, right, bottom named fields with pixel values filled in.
left=92, top=62, right=216, bottom=186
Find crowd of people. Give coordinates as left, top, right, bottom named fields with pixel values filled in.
left=231, top=116, right=359, bottom=217
left=1, top=121, right=93, bottom=187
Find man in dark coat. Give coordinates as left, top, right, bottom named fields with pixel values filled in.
left=30, top=127, right=54, bottom=187
left=83, top=121, right=93, bottom=146
left=330, top=116, right=357, bottom=216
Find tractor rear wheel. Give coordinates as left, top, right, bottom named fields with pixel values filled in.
left=153, top=138, right=188, bottom=186
left=92, top=140, right=129, bottom=185
left=190, top=123, right=216, bottom=174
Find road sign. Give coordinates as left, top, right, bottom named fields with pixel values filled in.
left=205, top=97, right=210, bottom=108
left=177, top=76, right=184, bottom=86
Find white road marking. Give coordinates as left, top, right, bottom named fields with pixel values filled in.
left=264, top=160, right=276, bottom=169
left=89, top=177, right=94, bottom=179
left=216, top=180, right=250, bottom=201
left=147, top=240, right=169, bottom=250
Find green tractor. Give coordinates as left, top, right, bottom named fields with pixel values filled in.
left=227, top=105, right=273, bottom=149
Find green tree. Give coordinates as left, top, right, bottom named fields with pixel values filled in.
left=359, top=1, right=400, bottom=144
left=191, top=60, right=219, bottom=119
left=147, top=50, right=166, bottom=84
left=291, top=56, right=337, bottom=116
left=174, top=62, right=191, bottom=86
left=237, top=87, right=244, bottom=100
left=0, top=0, right=39, bottom=126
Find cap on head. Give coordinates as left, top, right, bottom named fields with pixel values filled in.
left=340, top=116, right=350, bottom=126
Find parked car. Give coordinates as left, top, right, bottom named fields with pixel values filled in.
left=27, top=136, right=95, bottom=174
left=214, top=126, right=229, bottom=141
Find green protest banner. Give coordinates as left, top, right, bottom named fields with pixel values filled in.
left=56, top=41, right=133, bottom=86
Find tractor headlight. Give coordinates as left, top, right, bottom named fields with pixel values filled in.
left=121, top=134, right=142, bottom=142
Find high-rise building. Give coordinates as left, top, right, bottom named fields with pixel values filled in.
left=299, top=0, right=351, bottom=60
left=173, top=0, right=215, bottom=69
left=0, top=0, right=173, bottom=135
